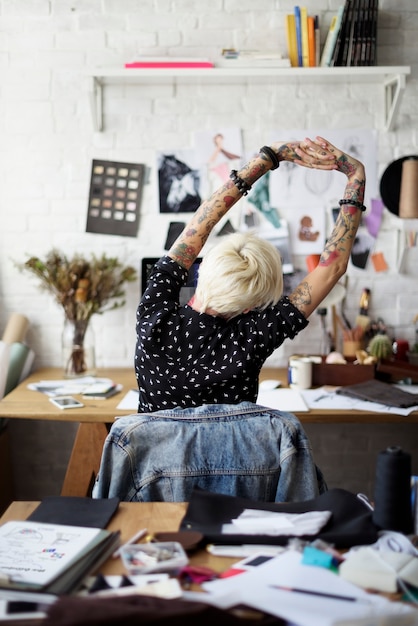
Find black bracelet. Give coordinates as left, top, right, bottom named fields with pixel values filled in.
left=259, top=145, right=280, bottom=170
left=229, top=170, right=252, bottom=196
left=338, top=198, right=367, bottom=212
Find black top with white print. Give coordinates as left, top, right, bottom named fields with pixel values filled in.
left=135, top=256, right=308, bottom=412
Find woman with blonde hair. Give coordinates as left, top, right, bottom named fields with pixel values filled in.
left=135, top=137, right=365, bottom=412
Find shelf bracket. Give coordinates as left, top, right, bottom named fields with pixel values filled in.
left=383, top=73, right=406, bottom=132
left=89, top=77, right=103, bottom=132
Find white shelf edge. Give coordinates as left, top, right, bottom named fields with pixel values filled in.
left=87, top=65, right=411, bottom=132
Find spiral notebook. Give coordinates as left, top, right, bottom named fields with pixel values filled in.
left=336, top=379, right=418, bottom=408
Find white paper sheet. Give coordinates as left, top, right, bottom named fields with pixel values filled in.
left=116, top=389, right=139, bottom=411
left=202, top=550, right=415, bottom=626
left=301, top=386, right=418, bottom=416
left=256, top=388, right=310, bottom=412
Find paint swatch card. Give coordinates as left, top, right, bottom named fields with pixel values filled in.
left=86, top=159, right=145, bottom=237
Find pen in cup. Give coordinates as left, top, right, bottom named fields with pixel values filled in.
left=112, top=527, right=148, bottom=558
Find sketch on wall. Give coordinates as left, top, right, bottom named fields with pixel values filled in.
left=157, top=150, right=202, bottom=213
left=194, top=127, right=244, bottom=198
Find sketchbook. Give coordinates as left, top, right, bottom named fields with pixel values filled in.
left=0, top=520, right=120, bottom=595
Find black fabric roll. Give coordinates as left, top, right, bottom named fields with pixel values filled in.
left=372, top=446, right=413, bottom=534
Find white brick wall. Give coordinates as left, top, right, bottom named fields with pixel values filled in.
left=1, top=0, right=418, bottom=372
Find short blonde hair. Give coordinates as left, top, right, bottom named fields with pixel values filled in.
left=195, top=232, right=283, bottom=318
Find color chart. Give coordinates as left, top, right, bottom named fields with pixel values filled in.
left=86, top=159, right=145, bottom=237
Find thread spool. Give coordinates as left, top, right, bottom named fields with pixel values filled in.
left=372, top=446, right=413, bottom=534
left=399, top=156, right=418, bottom=219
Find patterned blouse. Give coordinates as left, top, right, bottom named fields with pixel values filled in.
left=135, top=256, right=308, bottom=412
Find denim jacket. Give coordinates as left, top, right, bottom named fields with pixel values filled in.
left=92, top=402, right=326, bottom=503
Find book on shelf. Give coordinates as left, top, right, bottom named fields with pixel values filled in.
left=294, top=6, right=303, bottom=67
left=339, top=0, right=357, bottom=66
left=368, top=0, right=379, bottom=66
left=285, top=14, right=299, bottom=67
left=307, top=15, right=316, bottom=67
left=124, top=57, right=214, bottom=69
left=0, top=520, right=120, bottom=595
left=300, top=6, right=309, bottom=67
left=319, top=5, right=345, bottom=67
left=314, top=15, right=321, bottom=66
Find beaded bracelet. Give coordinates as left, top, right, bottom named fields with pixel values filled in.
left=230, top=170, right=252, bottom=196
left=259, top=145, right=280, bottom=170
left=339, top=198, right=367, bottom=212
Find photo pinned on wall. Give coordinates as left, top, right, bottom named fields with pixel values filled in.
left=287, top=205, right=326, bottom=256
left=86, top=159, right=145, bottom=237
left=246, top=171, right=282, bottom=229
left=194, top=128, right=244, bottom=198
left=158, top=150, right=202, bottom=213
left=350, top=230, right=375, bottom=270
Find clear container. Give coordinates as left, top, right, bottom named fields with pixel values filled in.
left=120, top=541, right=188, bottom=575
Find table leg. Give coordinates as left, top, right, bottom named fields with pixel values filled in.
left=61, top=422, right=109, bottom=497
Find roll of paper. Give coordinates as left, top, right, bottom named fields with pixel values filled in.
left=4, top=342, right=30, bottom=395
left=0, top=341, right=11, bottom=399
left=2, top=313, right=29, bottom=344
left=399, top=157, right=418, bottom=219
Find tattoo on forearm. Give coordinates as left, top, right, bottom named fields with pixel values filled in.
left=319, top=206, right=357, bottom=267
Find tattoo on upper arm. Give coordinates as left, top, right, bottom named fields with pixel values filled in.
left=289, top=281, right=312, bottom=311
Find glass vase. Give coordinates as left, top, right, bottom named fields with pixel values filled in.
left=62, top=318, right=96, bottom=378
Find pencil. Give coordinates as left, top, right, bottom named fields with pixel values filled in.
left=271, top=585, right=371, bottom=603
left=112, top=527, right=148, bottom=558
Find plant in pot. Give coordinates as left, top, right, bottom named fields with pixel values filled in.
left=18, top=250, right=137, bottom=376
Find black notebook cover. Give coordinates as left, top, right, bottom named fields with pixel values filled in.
left=27, top=496, right=120, bottom=529
left=336, top=379, right=418, bottom=408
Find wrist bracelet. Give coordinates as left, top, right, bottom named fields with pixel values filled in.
left=230, top=170, right=252, bottom=196
left=339, top=198, right=367, bottom=212
left=259, top=145, right=280, bottom=170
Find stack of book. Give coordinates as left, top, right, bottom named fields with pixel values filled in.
left=320, top=0, right=379, bottom=67
left=124, top=57, right=214, bottom=68
left=285, top=7, right=321, bottom=67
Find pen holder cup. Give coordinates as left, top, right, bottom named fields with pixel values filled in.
left=342, top=341, right=363, bottom=359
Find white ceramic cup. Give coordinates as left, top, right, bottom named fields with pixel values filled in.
left=288, top=356, right=313, bottom=390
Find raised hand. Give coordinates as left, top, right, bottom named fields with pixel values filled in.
left=269, top=138, right=337, bottom=170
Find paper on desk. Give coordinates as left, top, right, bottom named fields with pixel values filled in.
left=256, top=388, right=309, bottom=412
left=28, top=377, right=114, bottom=397
left=116, top=389, right=139, bottom=411
left=202, top=550, right=415, bottom=626
left=301, top=386, right=418, bottom=416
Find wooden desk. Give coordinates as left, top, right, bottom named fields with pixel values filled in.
left=1, top=366, right=417, bottom=498
left=0, top=501, right=234, bottom=577
left=0, top=368, right=137, bottom=498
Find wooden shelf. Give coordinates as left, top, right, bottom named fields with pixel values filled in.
left=88, top=65, right=411, bottom=132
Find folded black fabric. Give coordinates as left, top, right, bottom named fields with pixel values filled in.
left=27, top=496, right=119, bottom=528
left=179, top=488, right=378, bottom=549
left=336, top=379, right=418, bottom=408
left=43, top=595, right=283, bottom=626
